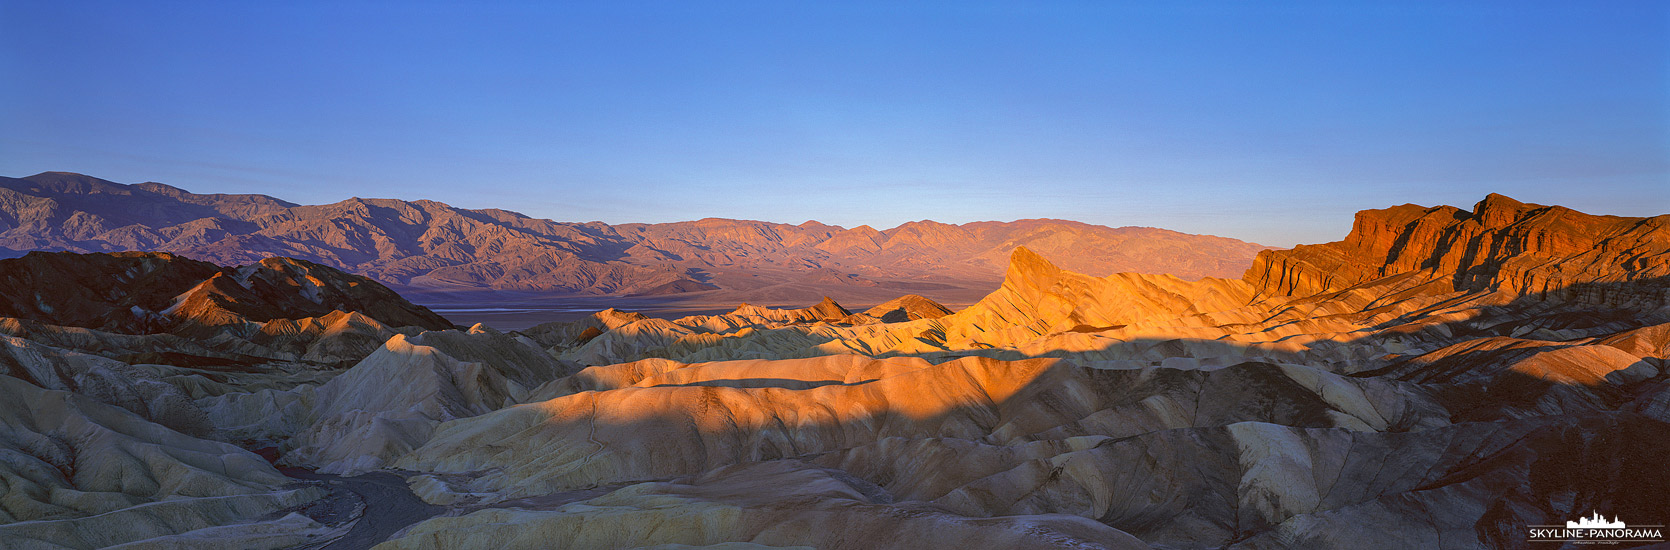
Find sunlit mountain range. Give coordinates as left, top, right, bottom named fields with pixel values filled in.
left=0, top=172, right=1273, bottom=304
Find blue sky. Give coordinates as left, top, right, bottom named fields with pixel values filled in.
left=1, top=1, right=1664, bottom=246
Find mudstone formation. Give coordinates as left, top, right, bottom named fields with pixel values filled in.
left=0, top=194, right=1664, bottom=549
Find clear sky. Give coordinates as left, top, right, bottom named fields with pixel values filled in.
left=1, top=1, right=1665, bottom=247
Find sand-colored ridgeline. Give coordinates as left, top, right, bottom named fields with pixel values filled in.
left=0, top=194, right=1665, bottom=549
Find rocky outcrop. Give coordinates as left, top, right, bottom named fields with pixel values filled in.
left=165, top=256, right=454, bottom=335
left=0, top=251, right=221, bottom=333
left=937, top=247, right=1260, bottom=349
left=863, top=294, right=954, bottom=323
left=0, top=251, right=452, bottom=344
left=1245, top=194, right=1670, bottom=304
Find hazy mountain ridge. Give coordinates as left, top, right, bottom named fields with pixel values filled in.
left=0, top=172, right=1273, bottom=300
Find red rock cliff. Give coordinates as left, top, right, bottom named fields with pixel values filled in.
left=1244, top=194, right=1670, bottom=304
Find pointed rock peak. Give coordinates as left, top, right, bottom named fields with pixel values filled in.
left=594, top=308, right=648, bottom=327
left=1010, top=245, right=1050, bottom=265
left=811, top=296, right=852, bottom=317
left=864, top=294, right=953, bottom=321
left=1472, top=193, right=1535, bottom=228
left=1477, top=192, right=1524, bottom=207
left=1005, top=246, right=1063, bottom=288
left=325, top=309, right=377, bottom=325
left=384, top=332, right=413, bottom=349
left=467, top=322, right=500, bottom=335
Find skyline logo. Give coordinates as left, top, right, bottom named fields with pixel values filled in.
left=1568, top=511, right=1625, bottom=530
left=1529, top=511, right=1664, bottom=545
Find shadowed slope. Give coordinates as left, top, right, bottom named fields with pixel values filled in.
left=0, top=251, right=452, bottom=336
left=0, top=375, right=332, bottom=549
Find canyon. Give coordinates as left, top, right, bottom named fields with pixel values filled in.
left=0, top=192, right=1664, bottom=549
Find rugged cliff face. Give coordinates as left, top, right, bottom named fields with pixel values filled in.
left=1244, top=194, right=1670, bottom=305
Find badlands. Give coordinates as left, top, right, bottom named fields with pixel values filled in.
left=0, top=193, right=1666, bottom=549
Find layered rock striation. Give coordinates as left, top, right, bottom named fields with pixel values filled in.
left=1246, top=193, right=1670, bottom=304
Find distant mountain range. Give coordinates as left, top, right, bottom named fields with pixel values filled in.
left=0, top=172, right=1273, bottom=303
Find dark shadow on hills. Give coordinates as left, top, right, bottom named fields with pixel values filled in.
left=488, top=276, right=1670, bottom=547
left=462, top=351, right=1670, bottom=549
